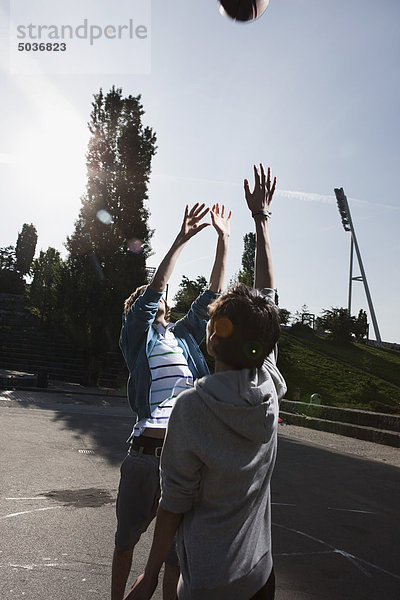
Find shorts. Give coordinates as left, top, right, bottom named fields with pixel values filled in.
left=115, top=450, right=179, bottom=566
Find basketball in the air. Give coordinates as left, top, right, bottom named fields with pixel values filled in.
left=218, top=0, right=270, bottom=22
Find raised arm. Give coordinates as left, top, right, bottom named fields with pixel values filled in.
left=208, top=203, right=231, bottom=293
left=244, top=164, right=276, bottom=290
left=149, top=203, right=210, bottom=292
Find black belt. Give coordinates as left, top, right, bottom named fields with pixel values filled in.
left=130, top=435, right=163, bottom=457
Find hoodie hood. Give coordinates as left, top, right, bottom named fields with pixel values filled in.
left=195, top=358, right=286, bottom=444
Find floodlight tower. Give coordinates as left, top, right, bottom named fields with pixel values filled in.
left=334, top=188, right=382, bottom=346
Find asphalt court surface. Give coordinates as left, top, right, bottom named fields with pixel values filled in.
left=0, top=389, right=399, bottom=599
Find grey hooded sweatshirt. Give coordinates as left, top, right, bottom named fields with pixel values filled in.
left=160, top=350, right=287, bottom=600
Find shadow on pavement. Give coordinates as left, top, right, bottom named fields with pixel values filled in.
left=271, top=437, right=400, bottom=600
left=50, top=404, right=133, bottom=466
left=0, top=389, right=133, bottom=466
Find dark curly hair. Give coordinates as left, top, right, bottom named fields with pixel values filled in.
left=207, top=283, right=280, bottom=369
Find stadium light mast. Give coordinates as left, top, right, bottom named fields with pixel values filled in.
left=334, top=188, right=382, bottom=346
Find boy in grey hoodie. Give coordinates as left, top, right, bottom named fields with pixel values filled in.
left=125, top=164, right=286, bottom=600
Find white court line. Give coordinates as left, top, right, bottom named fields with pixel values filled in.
left=328, top=507, right=376, bottom=514
left=1, top=507, right=61, bottom=519
left=272, top=522, right=400, bottom=581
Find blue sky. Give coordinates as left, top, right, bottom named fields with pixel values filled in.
left=1, top=0, right=399, bottom=342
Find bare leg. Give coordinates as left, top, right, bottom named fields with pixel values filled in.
left=111, top=545, right=134, bottom=600
left=162, top=564, right=180, bottom=600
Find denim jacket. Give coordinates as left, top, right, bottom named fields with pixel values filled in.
left=119, top=285, right=219, bottom=423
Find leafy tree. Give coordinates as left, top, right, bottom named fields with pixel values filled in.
left=0, top=246, right=16, bottom=270
left=316, top=307, right=355, bottom=343
left=29, top=247, right=64, bottom=323
left=0, top=269, right=24, bottom=294
left=278, top=308, right=291, bottom=325
left=292, top=304, right=310, bottom=324
left=353, top=309, right=369, bottom=342
left=173, top=275, right=208, bottom=314
left=0, top=245, right=23, bottom=294
left=64, top=87, right=157, bottom=384
left=15, top=223, right=37, bottom=275
left=0, top=224, right=37, bottom=294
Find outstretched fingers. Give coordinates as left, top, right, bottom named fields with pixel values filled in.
left=211, top=203, right=231, bottom=220
left=269, top=176, right=277, bottom=203
left=253, top=164, right=260, bottom=192
left=244, top=178, right=251, bottom=203
left=211, top=203, right=219, bottom=216
left=197, top=206, right=210, bottom=222
left=191, top=202, right=209, bottom=221
left=260, top=163, right=266, bottom=190
left=187, top=202, right=199, bottom=218
left=188, top=202, right=209, bottom=218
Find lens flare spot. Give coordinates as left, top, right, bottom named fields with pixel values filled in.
left=243, top=340, right=263, bottom=360
left=215, top=317, right=234, bottom=338
left=96, top=209, right=113, bottom=225
left=127, top=238, right=144, bottom=254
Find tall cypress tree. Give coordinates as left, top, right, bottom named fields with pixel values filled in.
left=15, top=223, right=38, bottom=276
left=238, top=232, right=256, bottom=286
left=65, top=87, right=157, bottom=384
left=29, top=247, right=64, bottom=324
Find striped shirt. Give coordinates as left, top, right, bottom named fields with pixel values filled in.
left=133, top=323, right=193, bottom=436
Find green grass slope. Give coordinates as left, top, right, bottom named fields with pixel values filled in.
left=277, top=327, right=400, bottom=414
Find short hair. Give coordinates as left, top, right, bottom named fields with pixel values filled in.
left=208, top=282, right=280, bottom=369
left=124, top=284, right=148, bottom=315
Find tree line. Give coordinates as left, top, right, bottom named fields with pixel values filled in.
left=0, top=87, right=370, bottom=386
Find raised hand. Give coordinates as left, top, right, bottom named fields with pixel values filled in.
left=244, top=164, right=276, bottom=215
left=178, top=203, right=210, bottom=243
left=210, top=203, right=231, bottom=238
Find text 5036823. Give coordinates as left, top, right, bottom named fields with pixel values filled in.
left=18, top=42, right=67, bottom=51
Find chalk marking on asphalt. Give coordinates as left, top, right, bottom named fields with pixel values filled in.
left=1, top=506, right=61, bottom=519
left=335, top=550, right=400, bottom=580
left=9, top=563, right=35, bottom=570
left=328, top=507, right=376, bottom=514
left=8, top=562, right=67, bottom=570
left=333, top=550, right=371, bottom=576
left=276, top=550, right=334, bottom=557
left=5, top=560, right=111, bottom=574
left=272, top=522, right=400, bottom=581
left=5, top=497, right=48, bottom=501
